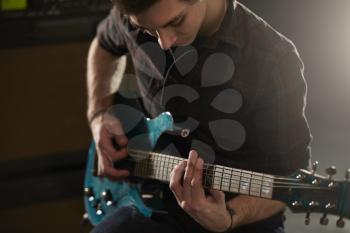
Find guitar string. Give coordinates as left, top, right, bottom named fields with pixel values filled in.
left=132, top=162, right=331, bottom=192
left=132, top=159, right=312, bottom=187
left=128, top=148, right=300, bottom=182
left=126, top=157, right=323, bottom=189
left=127, top=150, right=335, bottom=190
left=138, top=163, right=329, bottom=189
left=129, top=157, right=315, bottom=187
left=127, top=149, right=307, bottom=183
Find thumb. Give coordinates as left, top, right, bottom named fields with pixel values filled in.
left=208, top=189, right=225, bottom=203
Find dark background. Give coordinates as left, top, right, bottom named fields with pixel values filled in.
left=0, top=0, right=349, bottom=232
left=243, top=1, right=350, bottom=232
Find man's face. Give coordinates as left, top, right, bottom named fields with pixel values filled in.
left=129, top=0, right=207, bottom=50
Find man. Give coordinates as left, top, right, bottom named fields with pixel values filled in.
left=87, top=0, right=312, bottom=232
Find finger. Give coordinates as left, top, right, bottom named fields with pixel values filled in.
left=182, top=150, right=198, bottom=206
left=169, top=160, right=187, bottom=203
left=103, top=112, right=126, bottom=137
left=100, top=132, right=127, bottom=161
left=98, top=150, right=130, bottom=179
left=104, top=164, right=130, bottom=181
left=96, top=147, right=105, bottom=177
left=191, top=157, right=206, bottom=201
left=114, top=134, right=128, bottom=147
left=102, top=112, right=128, bottom=149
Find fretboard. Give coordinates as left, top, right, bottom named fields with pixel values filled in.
left=129, top=149, right=274, bottom=199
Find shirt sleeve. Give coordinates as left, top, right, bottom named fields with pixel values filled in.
left=252, top=46, right=312, bottom=176
left=96, top=7, right=130, bottom=56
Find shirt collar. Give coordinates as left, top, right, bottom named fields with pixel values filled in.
left=196, top=0, right=245, bottom=49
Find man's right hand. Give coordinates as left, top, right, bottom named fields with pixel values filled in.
left=90, top=113, right=130, bottom=180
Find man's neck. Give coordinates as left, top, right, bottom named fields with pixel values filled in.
left=199, top=0, right=228, bottom=36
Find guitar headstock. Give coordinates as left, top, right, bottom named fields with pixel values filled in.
left=274, top=162, right=350, bottom=227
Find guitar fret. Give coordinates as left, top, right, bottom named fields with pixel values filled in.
left=204, top=164, right=215, bottom=189
left=152, top=154, right=158, bottom=177
left=249, top=173, right=263, bottom=197
left=220, top=167, right=224, bottom=191
left=240, top=171, right=252, bottom=195
left=167, top=156, right=172, bottom=180
left=237, top=169, right=242, bottom=193
left=228, top=167, right=233, bottom=192
left=229, top=169, right=240, bottom=193
left=161, top=156, right=165, bottom=181
left=137, top=157, right=141, bottom=177
left=145, top=155, right=150, bottom=177
left=148, top=155, right=153, bottom=177
left=204, top=165, right=208, bottom=188
left=261, top=174, right=274, bottom=198
left=212, top=165, right=224, bottom=190
left=165, top=155, right=171, bottom=180
left=130, top=149, right=274, bottom=200
left=222, top=167, right=231, bottom=192
left=164, top=156, right=168, bottom=181
left=160, top=156, right=164, bottom=181
left=157, top=156, right=161, bottom=180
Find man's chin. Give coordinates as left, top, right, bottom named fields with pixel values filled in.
left=173, top=37, right=196, bottom=47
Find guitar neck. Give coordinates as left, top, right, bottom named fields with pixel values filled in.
left=129, top=149, right=275, bottom=199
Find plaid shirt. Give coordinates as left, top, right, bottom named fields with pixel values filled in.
left=97, top=0, right=312, bottom=176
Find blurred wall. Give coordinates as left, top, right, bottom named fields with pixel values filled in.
left=0, top=42, right=91, bottom=161
left=242, top=0, right=350, bottom=177
left=0, top=42, right=93, bottom=233
left=242, top=0, right=350, bottom=232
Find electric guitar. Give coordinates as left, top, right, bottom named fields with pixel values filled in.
left=84, top=109, right=350, bottom=228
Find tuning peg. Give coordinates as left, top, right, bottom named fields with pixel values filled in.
left=320, top=213, right=329, bottom=225
left=325, top=202, right=336, bottom=210
left=326, top=166, right=336, bottom=179
left=336, top=217, right=345, bottom=228
left=292, top=201, right=303, bottom=208
left=84, top=187, right=95, bottom=202
left=345, top=168, right=350, bottom=181
left=311, top=179, right=319, bottom=185
left=309, top=201, right=319, bottom=209
left=312, top=161, right=319, bottom=173
left=102, top=190, right=113, bottom=206
left=305, top=212, right=311, bottom=225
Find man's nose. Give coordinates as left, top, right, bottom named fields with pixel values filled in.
left=157, top=28, right=177, bottom=50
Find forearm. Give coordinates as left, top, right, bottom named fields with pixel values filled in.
left=227, top=195, right=286, bottom=228
left=86, top=37, right=127, bottom=122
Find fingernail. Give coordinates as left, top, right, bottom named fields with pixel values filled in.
left=189, top=150, right=197, bottom=158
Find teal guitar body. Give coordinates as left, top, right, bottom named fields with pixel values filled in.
left=84, top=111, right=175, bottom=226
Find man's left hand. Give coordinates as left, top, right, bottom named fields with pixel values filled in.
left=169, top=150, right=232, bottom=232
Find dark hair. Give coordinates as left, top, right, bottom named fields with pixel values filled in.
left=111, top=0, right=160, bottom=14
